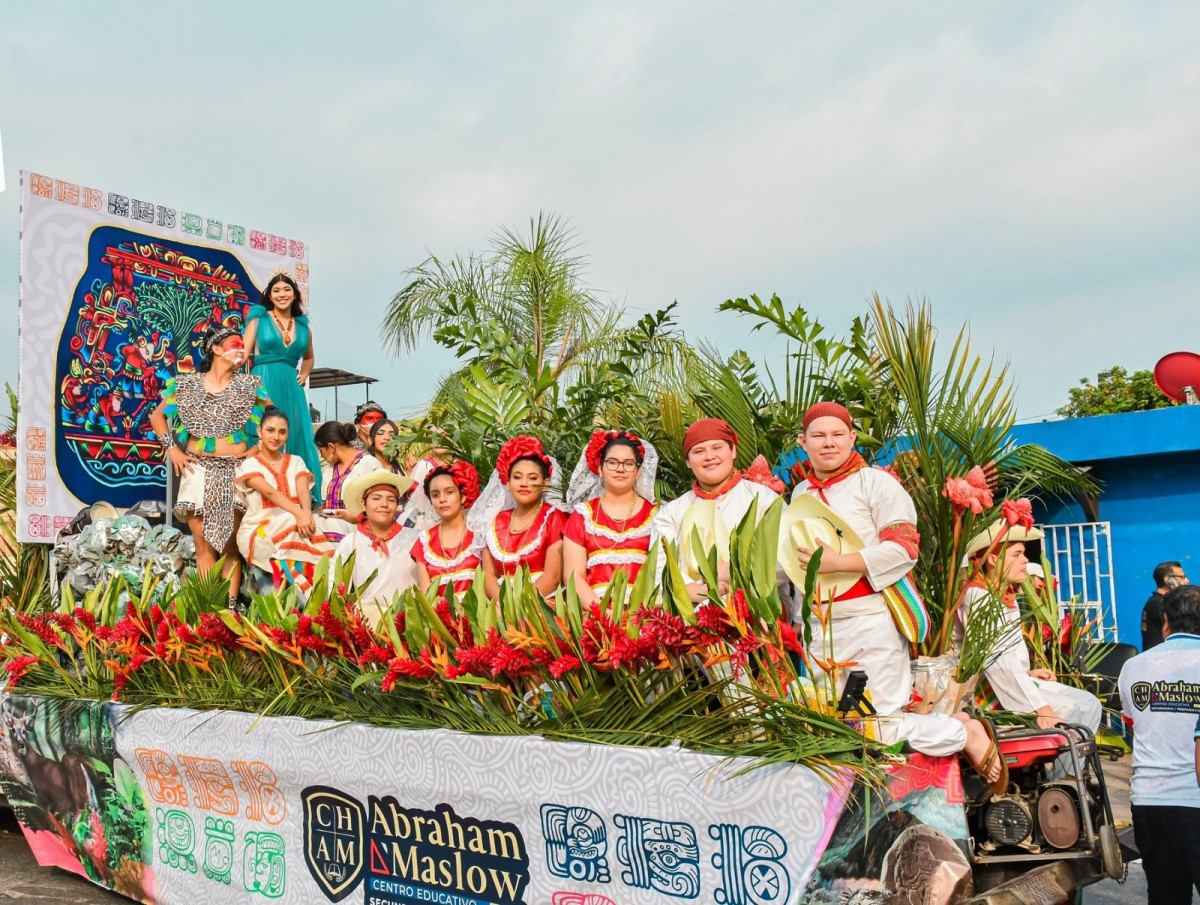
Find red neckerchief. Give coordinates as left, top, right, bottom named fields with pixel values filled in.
left=794, top=450, right=868, bottom=491
left=357, top=514, right=403, bottom=557
left=692, top=471, right=743, bottom=500
left=966, top=573, right=1018, bottom=609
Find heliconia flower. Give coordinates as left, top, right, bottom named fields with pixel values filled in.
left=1002, top=497, right=1034, bottom=530
left=777, top=620, right=804, bottom=655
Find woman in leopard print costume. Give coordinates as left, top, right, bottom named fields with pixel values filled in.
left=149, top=324, right=270, bottom=601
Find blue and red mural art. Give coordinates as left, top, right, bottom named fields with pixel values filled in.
left=55, top=226, right=261, bottom=507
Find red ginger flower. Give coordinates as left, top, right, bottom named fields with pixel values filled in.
left=197, top=612, right=238, bottom=648
left=778, top=619, right=804, bottom=655
left=3, top=656, right=40, bottom=689
left=744, top=455, right=785, bottom=494
left=696, top=603, right=736, bottom=639
left=548, top=655, right=581, bottom=680
left=1002, top=497, right=1034, bottom=530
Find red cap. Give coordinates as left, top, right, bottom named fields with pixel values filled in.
left=682, top=418, right=738, bottom=455
left=802, top=402, right=853, bottom=431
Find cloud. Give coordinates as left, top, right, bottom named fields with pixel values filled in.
left=0, top=1, right=1196, bottom=425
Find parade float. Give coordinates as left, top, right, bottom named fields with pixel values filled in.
left=1, top=175, right=1126, bottom=903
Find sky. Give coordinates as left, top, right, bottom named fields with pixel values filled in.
left=1, top=1, right=1197, bottom=423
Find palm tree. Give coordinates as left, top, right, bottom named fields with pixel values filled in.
left=383, top=213, right=615, bottom=383
left=382, top=214, right=705, bottom=478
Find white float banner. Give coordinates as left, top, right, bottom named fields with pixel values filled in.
left=112, top=706, right=846, bottom=905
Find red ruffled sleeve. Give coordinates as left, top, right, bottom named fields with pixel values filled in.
left=410, top=536, right=428, bottom=566
left=545, top=507, right=566, bottom=546
left=563, top=509, right=587, bottom=547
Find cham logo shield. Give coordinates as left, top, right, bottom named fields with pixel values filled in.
left=1131, top=681, right=1152, bottom=712
left=302, top=786, right=366, bottom=902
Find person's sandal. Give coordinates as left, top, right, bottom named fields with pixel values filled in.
left=970, top=717, right=1009, bottom=797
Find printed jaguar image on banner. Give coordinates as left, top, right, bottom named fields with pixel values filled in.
left=17, top=170, right=310, bottom=542
left=55, top=225, right=259, bottom=505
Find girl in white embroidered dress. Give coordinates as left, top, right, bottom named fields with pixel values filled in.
left=235, top=407, right=336, bottom=590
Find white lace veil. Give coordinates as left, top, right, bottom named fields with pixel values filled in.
left=565, top=436, right=659, bottom=511
left=466, top=455, right=566, bottom=538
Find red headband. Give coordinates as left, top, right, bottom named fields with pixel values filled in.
left=802, top=402, right=853, bottom=431
left=682, top=419, right=738, bottom=455
left=584, top=430, right=645, bottom=474
left=496, top=435, right=552, bottom=483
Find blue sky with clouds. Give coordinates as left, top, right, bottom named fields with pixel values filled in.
left=2, top=2, right=1197, bottom=422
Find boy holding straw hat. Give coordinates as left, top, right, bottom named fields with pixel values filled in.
left=785, top=402, right=1003, bottom=786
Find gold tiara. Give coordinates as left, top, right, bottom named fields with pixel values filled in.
left=270, top=267, right=293, bottom=279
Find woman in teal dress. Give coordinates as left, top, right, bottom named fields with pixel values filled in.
left=244, top=272, right=323, bottom=499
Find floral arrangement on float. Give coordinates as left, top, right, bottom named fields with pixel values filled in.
left=0, top=528, right=881, bottom=782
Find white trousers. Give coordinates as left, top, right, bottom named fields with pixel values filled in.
left=1035, top=679, right=1104, bottom=732
left=808, top=606, right=967, bottom=757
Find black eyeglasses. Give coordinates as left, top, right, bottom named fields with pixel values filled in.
left=603, top=459, right=639, bottom=472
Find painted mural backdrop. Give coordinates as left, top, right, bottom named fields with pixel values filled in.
left=17, top=171, right=310, bottom=542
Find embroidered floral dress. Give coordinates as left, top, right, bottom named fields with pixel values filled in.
left=486, top=503, right=565, bottom=582
left=563, top=498, right=656, bottom=592
left=235, top=453, right=336, bottom=574
left=411, top=525, right=482, bottom=598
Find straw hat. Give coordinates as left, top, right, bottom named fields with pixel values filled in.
left=964, top=519, right=1043, bottom=558
left=89, top=501, right=119, bottom=522
left=678, top=499, right=731, bottom=583
left=341, top=472, right=415, bottom=518
left=778, top=493, right=864, bottom=597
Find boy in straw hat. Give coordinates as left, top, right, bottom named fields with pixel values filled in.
left=958, top=521, right=1102, bottom=731
left=651, top=418, right=787, bottom=603
left=788, top=402, right=1003, bottom=783
left=332, top=471, right=418, bottom=628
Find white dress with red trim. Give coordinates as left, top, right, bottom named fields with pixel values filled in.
left=235, top=454, right=337, bottom=572
left=411, top=525, right=482, bottom=598
left=486, top=503, right=565, bottom=582
left=333, top=525, right=419, bottom=628
left=563, top=497, right=656, bottom=592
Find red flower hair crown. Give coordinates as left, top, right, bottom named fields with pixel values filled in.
left=584, top=430, right=646, bottom=474
left=496, top=435, right=552, bottom=483
left=449, top=461, right=481, bottom=509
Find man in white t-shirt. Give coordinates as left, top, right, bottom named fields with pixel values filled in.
left=1119, top=584, right=1200, bottom=904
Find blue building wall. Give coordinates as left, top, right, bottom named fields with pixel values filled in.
left=1010, top=405, right=1200, bottom=650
